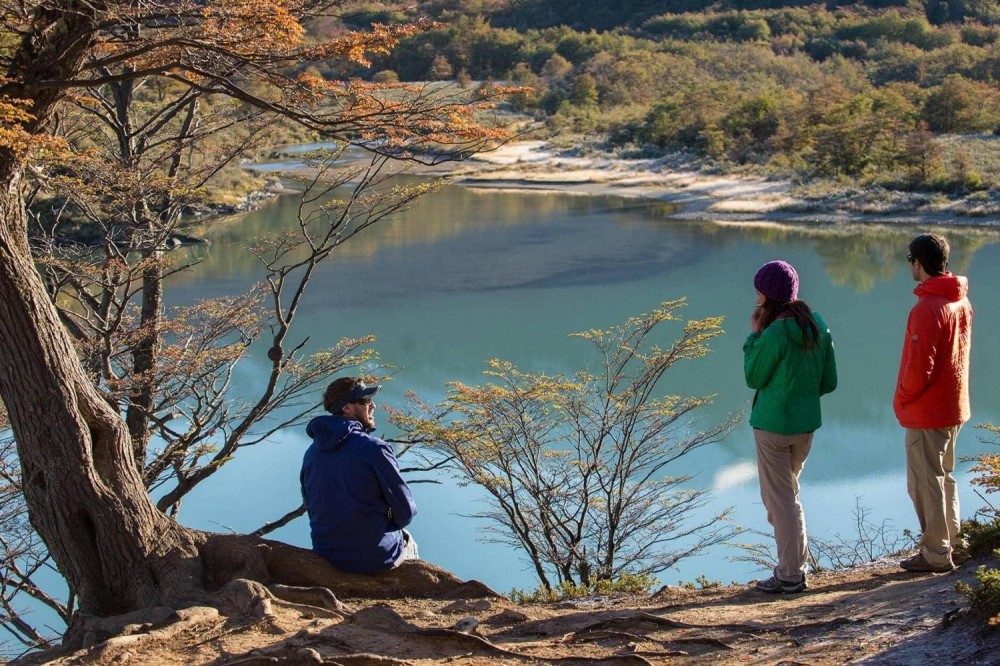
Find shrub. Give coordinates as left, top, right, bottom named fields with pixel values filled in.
left=510, top=573, right=657, bottom=603
left=679, top=575, right=723, bottom=590
left=394, top=301, right=741, bottom=593
left=963, top=519, right=1000, bottom=555
left=957, top=425, right=1000, bottom=627
left=956, top=553, right=1000, bottom=627
left=372, top=70, right=399, bottom=83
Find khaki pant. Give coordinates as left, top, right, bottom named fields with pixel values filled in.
left=905, top=426, right=961, bottom=567
left=755, top=429, right=813, bottom=583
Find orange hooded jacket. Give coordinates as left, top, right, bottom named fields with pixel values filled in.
left=893, top=273, right=972, bottom=429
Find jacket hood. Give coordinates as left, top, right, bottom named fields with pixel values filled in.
left=914, top=273, right=967, bottom=302
left=306, top=415, right=362, bottom=451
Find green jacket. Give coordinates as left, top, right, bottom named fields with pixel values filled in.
left=743, top=312, right=837, bottom=435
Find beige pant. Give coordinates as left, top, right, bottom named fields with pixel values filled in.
left=905, top=426, right=961, bottom=567
left=755, top=429, right=813, bottom=583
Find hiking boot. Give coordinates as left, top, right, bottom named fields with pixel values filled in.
left=952, top=538, right=971, bottom=565
left=899, top=552, right=955, bottom=573
left=755, top=575, right=807, bottom=594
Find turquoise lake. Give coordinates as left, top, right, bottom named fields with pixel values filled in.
left=168, top=181, right=1000, bottom=592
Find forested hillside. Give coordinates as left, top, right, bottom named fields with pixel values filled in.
left=327, top=0, right=1000, bottom=193
left=503, top=0, right=998, bottom=30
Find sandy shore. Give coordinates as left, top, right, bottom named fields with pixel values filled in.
left=433, top=140, right=1000, bottom=228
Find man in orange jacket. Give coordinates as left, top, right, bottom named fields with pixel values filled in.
left=894, top=233, right=973, bottom=574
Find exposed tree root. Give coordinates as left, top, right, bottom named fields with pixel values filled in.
left=780, top=615, right=868, bottom=634
left=342, top=605, right=665, bottom=664
left=214, top=580, right=279, bottom=621
left=25, top=606, right=224, bottom=665
left=201, top=534, right=501, bottom=600
left=219, top=652, right=412, bottom=666
left=327, top=657, right=414, bottom=666
left=268, top=584, right=352, bottom=615
left=12, top=532, right=500, bottom=665
left=565, top=610, right=869, bottom=659
left=565, top=627, right=736, bottom=654
left=575, top=611, right=767, bottom=635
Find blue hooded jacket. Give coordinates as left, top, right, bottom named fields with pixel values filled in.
left=301, top=415, right=417, bottom=573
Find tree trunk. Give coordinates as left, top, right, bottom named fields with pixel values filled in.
left=0, top=1, right=213, bottom=621
left=200, top=535, right=500, bottom=600
left=0, top=3, right=496, bottom=633
left=125, top=258, right=162, bottom=466
left=0, top=169, right=207, bottom=617
left=1, top=177, right=492, bottom=625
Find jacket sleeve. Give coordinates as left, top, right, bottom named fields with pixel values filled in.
left=894, top=306, right=942, bottom=410
left=372, top=441, right=417, bottom=529
left=820, top=332, right=838, bottom=395
left=744, top=330, right=783, bottom=390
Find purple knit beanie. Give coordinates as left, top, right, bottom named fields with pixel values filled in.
left=754, top=260, right=799, bottom=303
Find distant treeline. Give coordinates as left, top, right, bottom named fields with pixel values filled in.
left=346, top=0, right=1000, bottom=32
left=505, top=0, right=999, bottom=31
left=316, top=1, right=1000, bottom=190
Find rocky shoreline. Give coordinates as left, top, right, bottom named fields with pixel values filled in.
left=438, top=140, right=1000, bottom=228
left=148, top=139, right=996, bottom=250
left=50, top=185, right=293, bottom=249
left=181, top=187, right=283, bottom=222
left=218, top=140, right=999, bottom=234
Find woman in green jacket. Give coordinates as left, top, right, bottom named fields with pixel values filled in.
left=744, top=260, right=837, bottom=594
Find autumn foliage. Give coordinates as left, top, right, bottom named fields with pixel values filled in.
left=0, top=0, right=517, bottom=653
left=970, top=425, right=1000, bottom=500
left=393, top=300, right=742, bottom=591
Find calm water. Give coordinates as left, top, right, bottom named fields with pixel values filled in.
left=169, top=183, right=1000, bottom=591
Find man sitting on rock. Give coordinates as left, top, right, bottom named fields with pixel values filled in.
left=301, top=377, right=418, bottom=574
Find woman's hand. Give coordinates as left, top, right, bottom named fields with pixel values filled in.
left=750, top=305, right=764, bottom=334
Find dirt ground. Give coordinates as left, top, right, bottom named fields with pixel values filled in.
left=33, top=553, right=999, bottom=666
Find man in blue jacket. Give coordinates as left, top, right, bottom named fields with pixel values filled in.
left=301, top=377, right=418, bottom=573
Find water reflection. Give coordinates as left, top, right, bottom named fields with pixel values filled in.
left=167, top=180, right=1000, bottom=591
left=739, top=224, right=989, bottom=292
left=178, top=180, right=1000, bottom=296
left=181, top=185, right=674, bottom=277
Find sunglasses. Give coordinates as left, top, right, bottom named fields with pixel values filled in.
left=906, top=253, right=916, bottom=264
left=350, top=397, right=373, bottom=406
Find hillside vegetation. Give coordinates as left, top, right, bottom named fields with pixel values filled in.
left=320, top=0, right=1000, bottom=198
